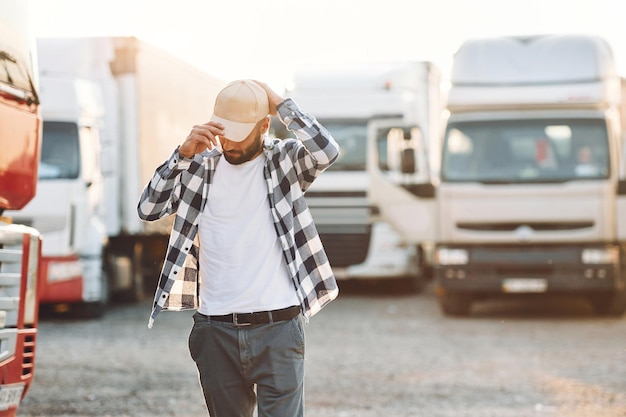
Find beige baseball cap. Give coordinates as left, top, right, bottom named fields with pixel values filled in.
left=210, top=79, right=270, bottom=142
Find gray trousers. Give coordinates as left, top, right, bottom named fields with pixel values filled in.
left=188, top=312, right=305, bottom=417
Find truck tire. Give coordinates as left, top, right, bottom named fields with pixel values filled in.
left=437, top=292, right=472, bottom=316
left=118, top=242, right=145, bottom=303
left=588, top=290, right=626, bottom=317
left=76, top=269, right=110, bottom=319
left=409, top=274, right=427, bottom=294
left=77, top=300, right=106, bottom=319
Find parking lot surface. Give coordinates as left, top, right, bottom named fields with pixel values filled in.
left=18, top=283, right=626, bottom=417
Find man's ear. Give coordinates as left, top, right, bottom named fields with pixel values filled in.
left=261, top=116, right=271, bottom=134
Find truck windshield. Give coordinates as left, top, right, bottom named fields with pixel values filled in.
left=38, top=121, right=80, bottom=179
left=271, top=118, right=367, bottom=171
left=319, top=120, right=367, bottom=171
left=441, top=118, right=609, bottom=183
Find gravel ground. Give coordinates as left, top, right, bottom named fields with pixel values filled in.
left=17, top=282, right=626, bottom=417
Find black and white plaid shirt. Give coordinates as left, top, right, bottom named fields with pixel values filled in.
left=138, top=99, right=340, bottom=328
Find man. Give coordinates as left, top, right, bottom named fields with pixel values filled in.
left=137, top=79, right=340, bottom=416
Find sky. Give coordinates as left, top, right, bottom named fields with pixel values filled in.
left=27, top=0, right=626, bottom=92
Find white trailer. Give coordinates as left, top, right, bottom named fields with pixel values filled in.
left=8, top=37, right=225, bottom=316
left=369, top=34, right=626, bottom=315
left=282, top=62, right=442, bottom=290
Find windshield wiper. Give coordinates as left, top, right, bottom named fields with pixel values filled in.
left=0, top=50, right=16, bottom=63
left=330, top=164, right=365, bottom=171
left=477, top=179, right=514, bottom=184
left=1, top=50, right=16, bottom=84
left=479, top=178, right=571, bottom=184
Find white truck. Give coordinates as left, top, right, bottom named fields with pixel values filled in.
left=280, top=62, right=442, bottom=290
left=7, top=37, right=225, bottom=317
left=369, top=34, right=626, bottom=316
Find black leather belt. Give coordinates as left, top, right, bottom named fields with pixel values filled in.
left=208, top=305, right=301, bottom=327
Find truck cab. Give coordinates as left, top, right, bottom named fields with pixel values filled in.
left=8, top=76, right=109, bottom=317
left=369, top=35, right=626, bottom=316
left=282, top=62, right=442, bottom=290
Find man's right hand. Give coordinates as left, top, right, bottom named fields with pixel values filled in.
left=178, top=121, right=225, bottom=159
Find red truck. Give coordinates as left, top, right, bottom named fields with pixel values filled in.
left=0, top=1, right=43, bottom=415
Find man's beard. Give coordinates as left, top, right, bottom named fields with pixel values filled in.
left=223, top=133, right=264, bottom=165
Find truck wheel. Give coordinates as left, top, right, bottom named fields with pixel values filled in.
left=588, top=290, right=626, bottom=317
left=409, top=274, right=427, bottom=294
left=410, top=247, right=431, bottom=294
left=76, top=269, right=110, bottom=319
left=120, top=242, right=145, bottom=303
left=438, top=292, right=472, bottom=316
left=77, top=300, right=106, bottom=319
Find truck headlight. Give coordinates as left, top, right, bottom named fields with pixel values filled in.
left=581, top=247, right=619, bottom=264
left=435, top=248, right=469, bottom=265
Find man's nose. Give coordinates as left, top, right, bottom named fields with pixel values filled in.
left=221, top=138, right=234, bottom=151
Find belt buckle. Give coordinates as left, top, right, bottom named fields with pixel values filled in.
left=233, top=313, right=251, bottom=327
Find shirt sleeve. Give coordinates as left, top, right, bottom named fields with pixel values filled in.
left=136, top=147, right=190, bottom=221
left=276, top=98, right=340, bottom=190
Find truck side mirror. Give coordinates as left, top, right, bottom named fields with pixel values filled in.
left=400, top=148, right=416, bottom=174
left=376, top=128, right=392, bottom=171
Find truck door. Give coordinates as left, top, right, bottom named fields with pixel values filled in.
left=616, top=113, right=626, bottom=241
left=367, top=118, right=438, bottom=245
left=617, top=159, right=626, bottom=241
left=617, top=182, right=626, bottom=240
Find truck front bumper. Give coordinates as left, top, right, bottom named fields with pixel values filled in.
left=434, top=243, right=626, bottom=294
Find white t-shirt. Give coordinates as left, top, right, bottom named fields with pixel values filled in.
left=197, top=154, right=299, bottom=315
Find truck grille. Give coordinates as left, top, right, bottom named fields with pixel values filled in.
left=319, top=232, right=371, bottom=268
left=0, top=229, right=24, bottom=328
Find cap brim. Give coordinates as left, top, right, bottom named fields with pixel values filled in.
left=210, top=114, right=256, bottom=143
